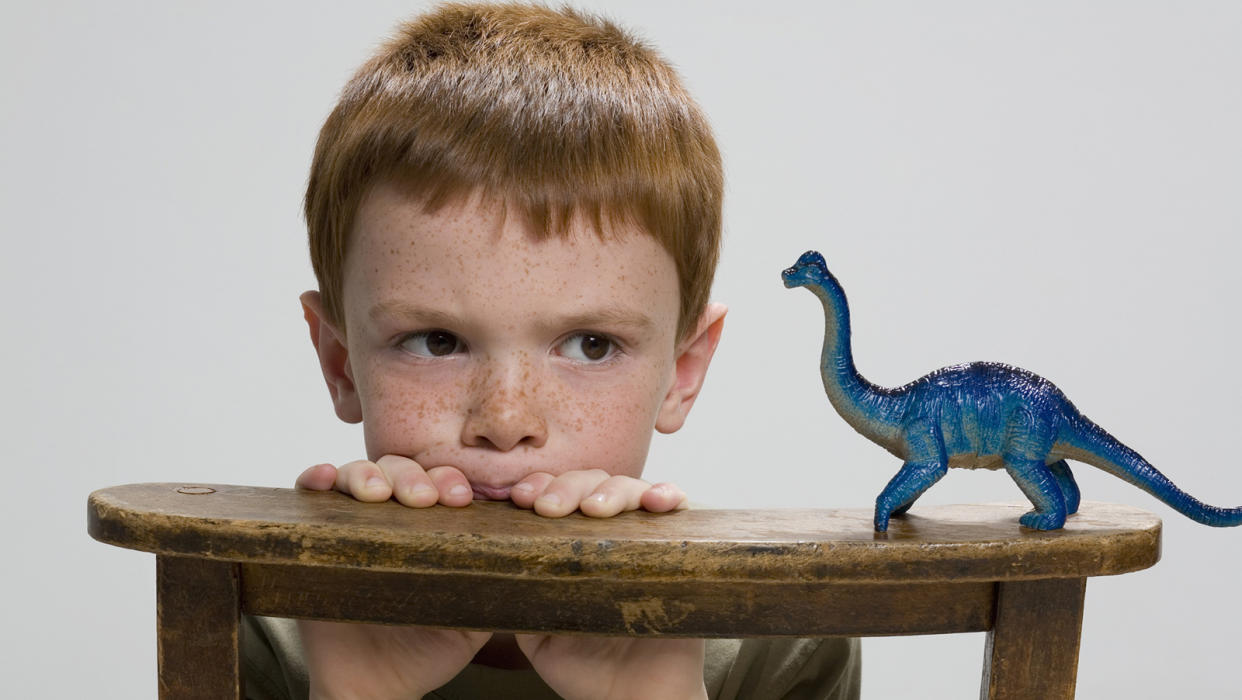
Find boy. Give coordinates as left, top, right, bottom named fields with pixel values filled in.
left=243, top=3, right=860, bottom=698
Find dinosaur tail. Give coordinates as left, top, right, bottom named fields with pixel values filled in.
left=1060, top=416, right=1242, bottom=527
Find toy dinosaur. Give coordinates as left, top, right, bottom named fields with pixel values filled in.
left=782, top=250, right=1242, bottom=531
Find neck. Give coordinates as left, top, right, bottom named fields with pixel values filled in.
left=807, top=277, right=905, bottom=448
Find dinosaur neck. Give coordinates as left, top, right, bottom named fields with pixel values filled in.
left=808, top=277, right=905, bottom=448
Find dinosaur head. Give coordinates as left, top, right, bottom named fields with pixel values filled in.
left=781, top=250, right=827, bottom=288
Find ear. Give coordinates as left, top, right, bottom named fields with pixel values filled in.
left=655, top=302, right=727, bottom=434
left=300, top=291, right=363, bottom=424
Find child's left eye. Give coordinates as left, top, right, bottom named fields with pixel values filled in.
left=557, top=333, right=619, bottom=363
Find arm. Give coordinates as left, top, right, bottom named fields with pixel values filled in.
left=298, top=620, right=490, bottom=700
left=516, top=635, right=708, bottom=700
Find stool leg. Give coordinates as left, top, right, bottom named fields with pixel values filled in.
left=981, top=577, right=1087, bottom=700
left=157, top=556, right=241, bottom=699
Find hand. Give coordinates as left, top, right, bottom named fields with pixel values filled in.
left=299, top=620, right=490, bottom=700
left=295, top=455, right=475, bottom=508
left=516, top=635, right=708, bottom=700
left=296, top=458, right=688, bottom=518
left=509, top=468, right=688, bottom=518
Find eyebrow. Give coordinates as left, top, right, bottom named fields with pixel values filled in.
left=367, top=300, right=657, bottom=334
left=549, top=308, right=657, bottom=334
left=368, top=301, right=460, bottom=327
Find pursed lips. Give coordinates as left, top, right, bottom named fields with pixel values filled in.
left=414, top=448, right=544, bottom=501
left=470, top=484, right=513, bottom=501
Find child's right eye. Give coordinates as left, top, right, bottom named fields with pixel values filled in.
left=399, top=330, right=465, bottom=357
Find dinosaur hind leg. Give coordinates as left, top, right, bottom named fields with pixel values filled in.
left=874, top=461, right=948, bottom=532
left=1005, top=457, right=1069, bottom=530
left=1048, top=459, right=1080, bottom=515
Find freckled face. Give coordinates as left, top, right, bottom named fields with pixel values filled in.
left=339, top=182, right=682, bottom=495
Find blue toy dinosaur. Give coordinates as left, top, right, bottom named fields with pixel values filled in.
left=782, top=250, right=1242, bottom=531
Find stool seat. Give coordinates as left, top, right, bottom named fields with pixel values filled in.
left=88, top=483, right=1162, bottom=699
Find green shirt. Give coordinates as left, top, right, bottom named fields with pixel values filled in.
left=242, top=615, right=860, bottom=699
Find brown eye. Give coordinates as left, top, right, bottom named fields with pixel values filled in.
left=425, top=331, right=459, bottom=356
left=559, top=333, right=616, bottom=363
left=400, top=331, right=463, bottom=357
left=580, top=335, right=609, bottom=360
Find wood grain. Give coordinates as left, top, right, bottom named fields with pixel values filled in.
left=241, top=564, right=996, bottom=637
left=90, top=483, right=1163, bottom=698
left=89, top=483, right=1162, bottom=584
left=981, top=578, right=1088, bottom=700
left=157, top=556, right=240, bottom=699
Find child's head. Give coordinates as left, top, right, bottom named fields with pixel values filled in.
left=305, top=2, right=721, bottom=341
left=301, top=3, right=725, bottom=492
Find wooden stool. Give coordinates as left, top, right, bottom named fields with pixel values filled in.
left=88, top=483, right=1161, bottom=699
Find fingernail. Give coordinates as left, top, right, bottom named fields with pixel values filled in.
left=536, top=493, right=561, bottom=507
left=366, top=476, right=386, bottom=490
left=410, top=483, right=436, bottom=497
left=449, top=484, right=470, bottom=499
left=587, top=492, right=608, bottom=504
left=513, top=483, right=534, bottom=495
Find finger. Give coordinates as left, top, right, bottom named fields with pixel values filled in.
left=510, top=472, right=555, bottom=509
left=533, top=469, right=611, bottom=518
left=639, top=482, right=689, bottom=513
left=426, top=465, right=473, bottom=507
left=375, top=454, right=438, bottom=508
left=335, top=459, right=393, bottom=502
left=579, top=475, right=650, bottom=518
left=295, top=463, right=338, bottom=491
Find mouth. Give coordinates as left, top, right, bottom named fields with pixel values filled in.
left=471, top=484, right=513, bottom=501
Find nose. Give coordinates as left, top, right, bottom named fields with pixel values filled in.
left=461, top=363, right=548, bottom=452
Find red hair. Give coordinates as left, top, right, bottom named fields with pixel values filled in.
left=304, top=2, right=722, bottom=338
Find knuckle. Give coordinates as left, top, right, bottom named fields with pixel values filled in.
left=425, top=465, right=460, bottom=482
left=376, top=453, right=417, bottom=470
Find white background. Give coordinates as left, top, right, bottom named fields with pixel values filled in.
left=3, top=1, right=1239, bottom=696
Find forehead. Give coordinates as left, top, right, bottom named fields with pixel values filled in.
left=342, top=182, right=679, bottom=327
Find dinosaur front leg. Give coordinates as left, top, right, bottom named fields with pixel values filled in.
left=875, top=461, right=948, bottom=531
left=876, top=420, right=948, bottom=531
left=1047, top=459, right=1080, bottom=515
left=1005, top=457, right=1069, bottom=530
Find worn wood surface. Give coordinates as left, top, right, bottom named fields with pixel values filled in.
left=156, top=556, right=240, bottom=700
left=242, top=564, right=996, bottom=637
left=981, top=577, right=1088, bottom=700
left=90, top=483, right=1162, bottom=584
left=92, top=483, right=1163, bottom=699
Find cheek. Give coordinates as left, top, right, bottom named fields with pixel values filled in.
left=357, top=365, right=468, bottom=458
left=551, top=367, right=669, bottom=477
